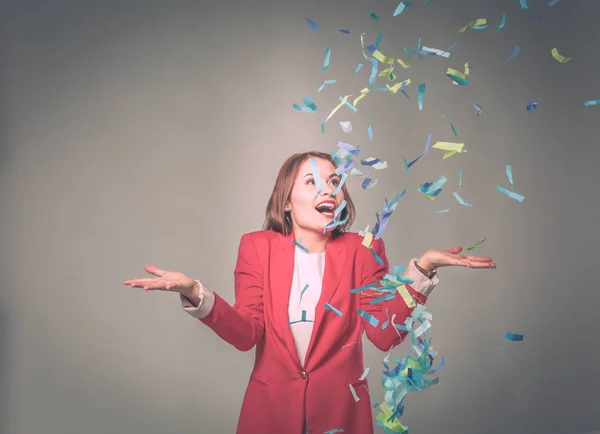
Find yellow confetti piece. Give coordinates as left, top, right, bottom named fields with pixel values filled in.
left=372, top=49, right=395, bottom=65
left=353, top=87, right=370, bottom=107
left=386, top=79, right=411, bottom=94
left=325, top=94, right=353, bottom=122
left=443, top=150, right=461, bottom=159
left=378, top=68, right=396, bottom=81
left=551, top=47, right=571, bottom=63
left=362, top=232, right=373, bottom=249
left=376, top=402, right=407, bottom=432
left=396, top=284, right=416, bottom=308
left=396, top=55, right=413, bottom=68
left=452, top=63, right=470, bottom=86
left=432, top=141, right=465, bottom=152
left=459, top=18, right=487, bottom=33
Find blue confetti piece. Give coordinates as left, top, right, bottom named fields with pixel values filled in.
left=442, top=114, right=458, bottom=136
left=375, top=31, right=383, bottom=49
left=357, top=309, right=380, bottom=327
left=393, top=1, right=412, bottom=16
left=324, top=303, right=343, bottom=316
left=353, top=63, right=364, bottom=74
left=506, top=165, right=514, bottom=190
left=321, top=48, right=331, bottom=72
left=459, top=168, right=463, bottom=188
left=369, top=11, right=380, bottom=21
left=584, top=98, right=600, bottom=106
left=520, top=0, right=529, bottom=9
left=452, top=191, right=472, bottom=207
left=309, top=157, right=323, bottom=194
left=350, top=282, right=380, bottom=293
left=493, top=13, right=507, bottom=33
left=370, top=248, right=384, bottom=265
left=338, top=96, right=357, bottom=114
left=293, top=96, right=317, bottom=113
left=368, top=125, right=373, bottom=140
left=292, top=239, right=309, bottom=253
left=497, top=185, right=525, bottom=203
left=306, top=18, right=318, bottom=32
left=548, top=0, right=561, bottom=5
left=318, top=79, right=336, bottom=92
left=505, top=45, right=521, bottom=63
left=526, top=101, right=538, bottom=111
left=371, top=293, right=396, bottom=304
left=505, top=331, right=524, bottom=341
left=367, top=44, right=377, bottom=54
left=324, top=429, right=344, bottom=434
left=368, top=57, right=379, bottom=85
left=474, top=103, right=483, bottom=115
left=339, top=29, right=351, bottom=34
left=418, top=82, right=425, bottom=110
left=530, top=14, right=542, bottom=19
left=299, top=283, right=309, bottom=305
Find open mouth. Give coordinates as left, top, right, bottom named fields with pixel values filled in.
left=315, top=202, right=336, bottom=217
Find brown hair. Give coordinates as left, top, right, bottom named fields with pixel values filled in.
left=262, top=151, right=356, bottom=238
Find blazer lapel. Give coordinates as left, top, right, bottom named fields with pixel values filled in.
left=270, top=232, right=302, bottom=368
left=304, top=234, right=348, bottom=364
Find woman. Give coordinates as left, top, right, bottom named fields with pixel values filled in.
left=124, top=151, right=496, bottom=434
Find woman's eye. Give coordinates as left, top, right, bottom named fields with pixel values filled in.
left=331, top=179, right=340, bottom=186
left=306, top=179, right=315, bottom=185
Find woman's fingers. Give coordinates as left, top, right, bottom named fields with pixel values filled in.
left=145, top=265, right=168, bottom=277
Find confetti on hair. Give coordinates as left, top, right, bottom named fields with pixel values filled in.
left=505, top=45, right=521, bottom=63
left=459, top=18, right=488, bottom=33
left=369, top=11, right=380, bottom=21
left=551, top=47, right=571, bottom=63
left=466, top=238, right=486, bottom=251
left=324, top=303, right=343, bottom=316
left=526, top=102, right=539, bottom=111
left=584, top=98, right=600, bottom=106
left=505, top=331, right=524, bottom=341
left=452, top=191, right=472, bottom=207
left=318, top=79, right=336, bottom=92
left=497, top=185, right=525, bottom=203
left=305, top=18, right=318, bottom=32
left=493, top=13, right=507, bottom=33
left=293, top=96, right=317, bottom=113
left=393, top=1, right=413, bottom=16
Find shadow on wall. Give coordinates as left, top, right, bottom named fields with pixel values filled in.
left=0, top=303, right=9, bottom=434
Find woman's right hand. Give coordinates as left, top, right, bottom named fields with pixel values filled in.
left=123, top=265, right=197, bottom=298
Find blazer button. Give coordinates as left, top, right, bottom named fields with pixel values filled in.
left=300, top=371, right=307, bottom=379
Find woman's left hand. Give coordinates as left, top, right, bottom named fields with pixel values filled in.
left=418, top=246, right=496, bottom=270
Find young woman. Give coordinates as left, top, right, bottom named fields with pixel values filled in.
left=124, top=151, right=496, bottom=434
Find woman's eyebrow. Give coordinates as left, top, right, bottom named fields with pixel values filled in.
left=303, top=173, right=340, bottom=179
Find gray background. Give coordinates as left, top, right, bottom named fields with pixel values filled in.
left=1, top=0, right=599, bottom=433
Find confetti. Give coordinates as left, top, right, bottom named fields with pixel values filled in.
left=419, top=175, right=447, bottom=199
left=442, top=114, right=458, bottom=136
left=551, top=47, right=571, bottom=63
left=369, top=11, right=380, bottom=21
left=357, top=309, right=380, bottom=327
left=418, top=82, right=426, bottom=110
left=506, top=165, right=514, bottom=190
left=325, top=94, right=354, bottom=123
left=474, top=103, right=483, bottom=116
left=505, top=45, right=521, bottom=63
left=459, top=167, right=463, bottom=188
left=324, top=303, right=343, bottom=316
left=292, top=96, right=317, bottom=113
left=292, top=239, right=309, bottom=253
left=299, top=283, right=309, bottom=305
left=447, top=68, right=470, bottom=85
left=520, top=0, right=529, bottom=9
left=339, top=29, right=351, bottom=34
left=359, top=367, right=370, bottom=380
left=584, top=99, right=600, bottom=106
left=393, top=1, right=413, bottom=16
left=305, top=18, right=318, bottom=32
left=339, top=121, right=352, bottom=132
left=352, top=63, right=363, bottom=74
left=466, top=238, right=486, bottom=251
left=548, top=0, right=561, bottom=5
left=308, top=158, right=323, bottom=195
left=526, top=102, right=539, bottom=111
left=362, top=178, right=379, bottom=190
left=496, top=186, right=525, bottom=203
left=420, top=46, right=451, bottom=57
left=349, top=383, right=360, bottom=401
left=452, top=191, right=472, bottom=207
left=318, top=79, right=336, bottom=92
left=459, top=18, right=487, bottom=33
left=493, top=13, right=507, bottom=33
left=505, top=331, right=524, bottom=341
left=321, top=48, right=331, bottom=72
left=367, top=125, right=374, bottom=140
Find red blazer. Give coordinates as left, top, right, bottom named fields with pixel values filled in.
left=199, top=230, right=427, bottom=434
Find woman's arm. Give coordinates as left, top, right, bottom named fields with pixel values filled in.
left=359, top=237, right=438, bottom=351
left=180, top=233, right=265, bottom=351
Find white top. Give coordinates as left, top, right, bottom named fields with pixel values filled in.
left=180, top=247, right=439, bottom=366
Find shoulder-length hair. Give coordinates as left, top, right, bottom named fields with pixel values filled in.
left=262, top=151, right=355, bottom=238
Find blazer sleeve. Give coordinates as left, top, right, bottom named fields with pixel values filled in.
left=359, top=237, right=428, bottom=351
left=195, top=233, right=265, bottom=351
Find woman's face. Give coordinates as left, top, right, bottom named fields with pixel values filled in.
left=285, top=157, right=344, bottom=235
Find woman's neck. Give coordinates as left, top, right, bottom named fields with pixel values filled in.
left=292, top=230, right=331, bottom=253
